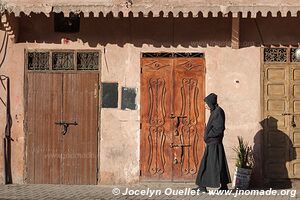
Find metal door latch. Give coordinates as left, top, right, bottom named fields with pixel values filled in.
left=292, top=115, right=296, bottom=128
left=170, top=114, right=187, bottom=136
left=282, top=113, right=297, bottom=127
left=282, top=113, right=292, bottom=116
left=170, top=143, right=191, bottom=148
left=173, top=158, right=178, bottom=164
left=55, top=121, right=78, bottom=135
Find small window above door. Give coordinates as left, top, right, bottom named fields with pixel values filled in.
left=26, top=50, right=100, bottom=72
left=27, top=52, right=50, bottom=70
left=263, top=47, right=300, bottom=63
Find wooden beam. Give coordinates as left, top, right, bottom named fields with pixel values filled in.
left=231, top=16, right=240, bottom=49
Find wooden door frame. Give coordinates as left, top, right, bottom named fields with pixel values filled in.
left=23, top=49, right=102, bottom=184
left=260, top=47, right=264, bottom=183
left=139, top=52, right=206, bottom=182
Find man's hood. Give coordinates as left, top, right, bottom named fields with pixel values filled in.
left=204, top=93, right=218, bottom=110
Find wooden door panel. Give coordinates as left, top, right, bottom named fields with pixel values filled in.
left=172, top=58, right=205, bottom=181
left=263, top=65, right=290, bottom=179
left=140, top=58, right=173, bottom=181
left=48, top=74, right=64, bottom=184
left=27, top=73, right=98, bottom=185
left=27, top=73, right=62, bottom=184
left=140, top=57, right=205, bottom=181
left=62, top=73, right=98, bottom=185
left=290, top=66, right=300, bottom=178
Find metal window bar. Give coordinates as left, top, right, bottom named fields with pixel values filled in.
left=263, top=48, right=287, bottom=63
left=26, top=50, right=100, bottom=72
left=142, top=52, right=204, bottom=58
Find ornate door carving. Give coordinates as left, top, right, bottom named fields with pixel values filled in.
left=172, top=58, right=205, bottom=181
left=140, top=56, right=205, bottom=181
left=140, top=58, right=173, bottom=181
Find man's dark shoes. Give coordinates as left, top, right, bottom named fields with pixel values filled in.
left=192, top=186, right=208, bottom=193
left=218, top=185, right=229, bottom=191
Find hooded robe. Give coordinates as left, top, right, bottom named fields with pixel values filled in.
left=195, top=93, right=231, bottom=187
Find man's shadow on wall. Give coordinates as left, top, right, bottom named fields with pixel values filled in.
left=251, top=116, right=296, bottom=189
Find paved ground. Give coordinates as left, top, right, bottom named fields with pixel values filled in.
left=0, top=183, right=299, bottom=200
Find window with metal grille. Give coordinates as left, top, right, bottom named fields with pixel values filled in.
left=26, top=50, right=100, bottom=71
left=263, top=47, right=300, bottom=63
left=27, top=52, right=50, bottom=70
left=142, top=52, right=204, bottom=58
left=290, top=48, right=300, bottom=62
left=52, top=52, right=75, bottom=70
left=264, top=48, right=287, bottom=63
left=77, top=52, right=99, bottom=70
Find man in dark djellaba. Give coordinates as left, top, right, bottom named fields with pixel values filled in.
left=194, top=93, right=231, bottom=193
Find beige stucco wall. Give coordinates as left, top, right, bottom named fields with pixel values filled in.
left=205, top=47, right=262, bottom=185
left=0, top=33, right=26, bottom=184
left=0, top=13, right=264, bottom=185
left=99, top=44, right=262, bottom=185
left=0, top=31, right=6, bottom=184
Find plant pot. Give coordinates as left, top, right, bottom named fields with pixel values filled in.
left=232, top=167, right=252, bottom=189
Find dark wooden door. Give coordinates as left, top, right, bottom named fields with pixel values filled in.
left=26, top=73, right=98, bottom=184
left=140, top=57, right=205, bottom=181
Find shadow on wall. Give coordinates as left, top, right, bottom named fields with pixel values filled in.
left=16, top=12, right=231, bottom=48
left=0, top=75, right=13, bottom=184
left=11, top=12, right=300, bottom=48
left=251, top=117, right=296, bottom=189
left=0, top=26, right=12, bottom=184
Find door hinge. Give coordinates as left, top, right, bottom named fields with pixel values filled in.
left=140, top=68, right=143, bottom=74
left=140, top=170, right=142, bottom=176
left=96, top=167, right=99, bottom=182
left=140, top=123, right=142, bottom=129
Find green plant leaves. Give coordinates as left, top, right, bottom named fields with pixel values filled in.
left=233, top=136, right=254, bottom=169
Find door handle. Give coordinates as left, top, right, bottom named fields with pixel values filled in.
left=282, top=113, right=292, bottom=116
left=170, top=114, right=187, bottom=136
left=281, top=113, right=297, bottom=127
left=173, top=157, right=178, bottom=164
left=170, top=143, right=191, bottom=148
left=292, top=115, right=296, bottom=128
left=55, top=121, right=78, bottom=135
left=170, top=143, right=191, bottom=165
left=170, top=114, right=187, bottom=120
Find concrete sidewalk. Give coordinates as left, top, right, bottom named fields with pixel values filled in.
left=0, top=183, right=298, bottom=200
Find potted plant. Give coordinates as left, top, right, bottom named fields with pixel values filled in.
left=232, top=136, right=254, bottom=190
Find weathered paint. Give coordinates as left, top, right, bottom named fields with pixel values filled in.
left=2, top=12, right=299, bottom=186
left=0, top=38, right=26, bottom=185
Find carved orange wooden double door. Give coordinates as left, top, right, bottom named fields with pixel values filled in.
left=140, top=57, right=205, bottom=181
